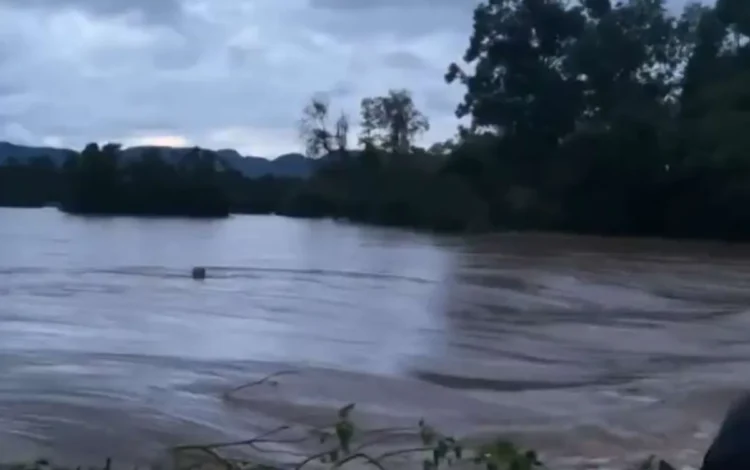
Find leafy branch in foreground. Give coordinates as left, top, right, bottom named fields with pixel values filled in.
left=0, top=371, right=681, bottom=470
left=171, top=371, right=679, bottom=470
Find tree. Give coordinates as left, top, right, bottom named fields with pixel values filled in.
left=358, top=89, right=429, bottom=155
left=299, top=95, right=350, bottom=159
left=445, top=0, right=586, bottom=141
left=570, top=0, right=685, bottom=126
left=446, top=0, right=686, bottom=136
left=680, top=8, right=728, bottom=113
left=716, top=0, right=750, bottom=40
left=427, top=139, right=456, bottom=158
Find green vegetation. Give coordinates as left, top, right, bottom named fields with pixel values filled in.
left=10, top=371, right=676, bottom=470
left=168, top=371, right=679, bottom=470
left=1, top=0, right=750, bottom=239
left=171, top=404, right=545, bottom=470
left=0, top=156, right=63, bottom=207
left=60, top=143, right=231, bottom=217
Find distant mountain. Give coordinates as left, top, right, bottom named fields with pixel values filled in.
left=0, top=142, right=76, bottom=166
left=0, top=141, right=315, bottom=179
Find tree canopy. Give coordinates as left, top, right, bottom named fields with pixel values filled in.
left=2, top=0, right=750, bottom=238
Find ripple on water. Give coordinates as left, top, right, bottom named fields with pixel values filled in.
left=3, top=210, right=750, bottom=468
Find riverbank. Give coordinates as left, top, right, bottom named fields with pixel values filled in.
left=2, top=201, right=749, bottom=244
left=5, top=143, right=750, bottom=240
left=57, top=207, right=231, bottom=219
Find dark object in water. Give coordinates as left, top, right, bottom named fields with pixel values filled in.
left=191, top=267, right=206, bottom=280
left=701, top=393, right=750, bottom=470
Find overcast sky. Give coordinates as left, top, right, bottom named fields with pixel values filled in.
left=0, top=0, right=706, bottom=158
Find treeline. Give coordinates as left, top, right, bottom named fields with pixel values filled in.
left=2, top=0, right=750, bottom=238
left=292, top=0, right=750, bottom=238
left=0, top=145, right=297, bottom=217
left=61, top=143, right=231, bottom=217
left=0, top=156, right=62, bottom=207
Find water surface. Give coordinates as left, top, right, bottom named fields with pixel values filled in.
left=1, top=208, right=748, bottom=469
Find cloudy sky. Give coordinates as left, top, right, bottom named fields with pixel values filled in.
left=0, top=0, right=704, bottom=158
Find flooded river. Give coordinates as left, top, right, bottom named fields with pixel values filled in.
left=1, top=208, right=749, bottom=469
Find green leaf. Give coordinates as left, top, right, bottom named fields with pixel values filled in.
left=483, top=440, right=519, bottom=462
left=435, top=439, right=448, bottom=461
left=335, top=420, right=354, bottom=454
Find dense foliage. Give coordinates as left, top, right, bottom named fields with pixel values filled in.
left=0, top=156, right=64, bottom=207
left=60, top=143, right=231, bottom=217
left=1, top=0, right=750, bottom=238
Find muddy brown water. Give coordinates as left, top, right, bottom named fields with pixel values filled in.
left=1, top=207, right=749, bottom=469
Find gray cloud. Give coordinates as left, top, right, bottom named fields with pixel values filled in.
left=299, top=0, right=478, bottom=40
left=381, top=51, right=432, bottom=71
left=0, top=0, right=183, bottom=23
left=0, top=0, right=703, bottom=157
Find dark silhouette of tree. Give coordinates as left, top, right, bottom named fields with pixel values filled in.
left=299, top=96, right=350, bottom=160
left=3, top=0, right=750, bottom=237
left=0, top=156, right=61, bottom=207
left=60, top=143, right=231, bottom=217
left=359, top=89, right=429, bottom=155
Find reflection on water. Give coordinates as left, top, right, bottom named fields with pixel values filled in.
left=1, top=208, right=749, bottom=468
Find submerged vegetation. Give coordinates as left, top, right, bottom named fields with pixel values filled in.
left=171, top=371, right=680, bottom=470
left=8, top=371, right=680, bottom=470
left=172, top=404, right=544, bottom=470
left=1, top=0, right=750, bottom=236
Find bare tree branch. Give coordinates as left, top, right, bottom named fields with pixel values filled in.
left=224, top=370, right=300, bottom=398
